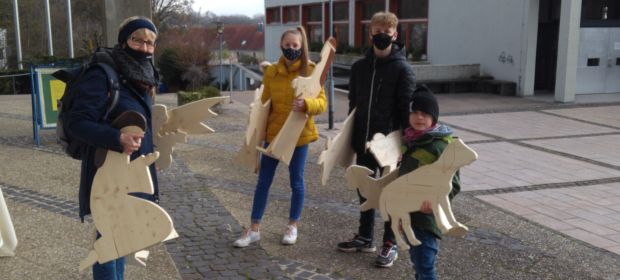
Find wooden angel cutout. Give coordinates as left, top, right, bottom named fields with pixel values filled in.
left=79, top=111, right=178, bottom=272
left=379, top=138, right=476, bottom=249
left=234, top=85, right=271, bottom=173
left=367, top=130, right=402, bottom=173
left=152, top=96, right=228, bottom=169
left=317, top=109, right=356, bottom=186
left=0, top=187, right=17, bottom=257
left=257, top=37, right=337, bottom=165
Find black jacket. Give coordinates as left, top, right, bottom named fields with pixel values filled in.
left=66, top=66, right=158, bottom=220
left=348, top=43, right=415, bottom=154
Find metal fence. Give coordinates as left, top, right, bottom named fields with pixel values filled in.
left=0, top=73, right=30, bottom=95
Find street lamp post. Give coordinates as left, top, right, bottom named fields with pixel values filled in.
left=216, top=21, right=224, bottom=93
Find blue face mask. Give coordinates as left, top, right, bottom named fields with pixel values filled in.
left=281, top=47, right=302, bottom=61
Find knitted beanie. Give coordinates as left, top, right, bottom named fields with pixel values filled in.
left=409, top=85, right=439, bottom=124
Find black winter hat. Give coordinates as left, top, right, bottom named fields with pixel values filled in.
left=409, top=85, right=439, bottom=124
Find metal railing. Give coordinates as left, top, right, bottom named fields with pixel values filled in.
left=0, top=73, right=30, bottom=95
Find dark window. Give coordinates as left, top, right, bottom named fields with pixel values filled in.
left=0, top=48, right=4, bottom=59
left=334, top=2, right=349, bottom=21
left=284, top=6, right=299, bottom=23
left=266, top=8, right=281, bottom=24
left=334, top=24, right=349, bottom=44
left=361, top=0, right=384, bottom=20
left=582, top=0, right=620, bottom=26
left=616, top=57, right=620, bottom=65
left=587, top=58, right=600, bottom=66
left=398, top=0, right=428, bottom=19
left=308, top=5, right=322, bottom=22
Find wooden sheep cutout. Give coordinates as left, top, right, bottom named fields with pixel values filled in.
left=257, top=37, right=337, bottom=165
left=79, top=111, right=178, bottom=272
left=0, top=187, right=17, bottom=257
left=317, top=109, right=356, bottom=186
left=152, top=96, right=228, bottom=169
left=343, top=131, right=401, bottom=209
left=345, top=165, right=398, bottom=211
left=234, top=85, right=271, bottom=173
left=379, top=138, right=476, bottom=249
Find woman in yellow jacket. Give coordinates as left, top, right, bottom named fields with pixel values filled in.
left=234, top=26, right=326, bottom=247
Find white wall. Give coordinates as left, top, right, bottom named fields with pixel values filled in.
left=428, top=0, right=531, bottom=85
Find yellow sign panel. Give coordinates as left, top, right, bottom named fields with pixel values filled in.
left=50, top=80, right=66, bottom=112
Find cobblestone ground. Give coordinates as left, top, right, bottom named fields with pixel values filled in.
left=1, top=93, right=620, bottom=280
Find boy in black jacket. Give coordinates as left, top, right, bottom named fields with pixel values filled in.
left=337, top=11, right=415, bottom=268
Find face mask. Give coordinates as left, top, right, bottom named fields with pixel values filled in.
left=124, top=46, right=153, bottom=62
left=372, top=33, right=393, bottom=50
left=281, top=47, right=302, bottom=61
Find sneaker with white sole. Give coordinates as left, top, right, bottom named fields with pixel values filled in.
left=375, top=241, right=398, bottom=268
left=233, top=229, right=260, bottom=248
left=281, top=225, right=298, bottom=245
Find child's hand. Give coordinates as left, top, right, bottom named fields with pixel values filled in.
left=419, top=200, right=433, bottom=214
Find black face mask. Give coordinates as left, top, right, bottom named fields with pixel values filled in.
left=372, top=33, right=393, bottom=50
left=281, top=47, right=302, bottom=61
left=124, top=46, right=153, bottom=62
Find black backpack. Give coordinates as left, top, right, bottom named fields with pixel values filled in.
left=52, top=50, right=120, bottom=160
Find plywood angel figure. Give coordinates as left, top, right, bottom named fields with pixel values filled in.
left=317, top=109, right=356, bottom=186
left=152, top=96, right=228, bottom=169
left=0, top=187, right=17, bottom=257
left=234, top=85, right=271, bottom=172
left=79, top=111, right=178, bottom=271
left=256, top=37, right=337, bottom=165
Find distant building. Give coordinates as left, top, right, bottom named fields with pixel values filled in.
left=0, top=29, right=6, bottom=70
left=265, top=0, right=620, bottom=102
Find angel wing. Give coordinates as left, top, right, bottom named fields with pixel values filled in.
left=159, top=96, right=228, bottom=135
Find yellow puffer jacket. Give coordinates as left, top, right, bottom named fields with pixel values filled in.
left=261, top=56, right=327, bottom=147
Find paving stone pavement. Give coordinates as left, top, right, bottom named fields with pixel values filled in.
left=2, top=93, right=620, bottom=279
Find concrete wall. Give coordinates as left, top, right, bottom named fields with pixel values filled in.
left=103, top=0, right=152, bottom=47
left=428, top=0, right=532, bottom=85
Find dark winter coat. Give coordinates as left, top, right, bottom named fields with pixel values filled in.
left=66, top=65, right=158, bottom=221
left=398, top=125, right=461, bottom=239
left=348, top=43, right=416, bottom=154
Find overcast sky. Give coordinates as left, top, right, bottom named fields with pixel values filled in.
left=192, top=0, right=265, bottom=17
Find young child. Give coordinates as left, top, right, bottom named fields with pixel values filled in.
left=398, top=86, right=460, bottom=280
left=233, top=26, right=326, bottom=248
left=338, top=11, right=415, bottom=268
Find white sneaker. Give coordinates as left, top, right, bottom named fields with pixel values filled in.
left=281, top=225, right=298, bottom=245
left=233, top=230, right=260, bottom=248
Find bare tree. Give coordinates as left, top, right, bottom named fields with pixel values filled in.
left=151, top=0, right=194, bottom=27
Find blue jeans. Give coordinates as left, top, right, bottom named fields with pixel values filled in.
left=250, top=144, right=308, bottom=223
left=93, top=232, right=125, bottom=280
left=408, top=227, right=439, bottom=280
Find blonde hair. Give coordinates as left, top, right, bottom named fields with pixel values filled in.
left=280, top=26, right=310, bottom=77
left=370, top=12, right=399, bottom=29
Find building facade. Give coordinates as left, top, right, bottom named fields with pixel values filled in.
left=428, top=0, right=619, bottom=102
left=264, top=0, right=429, bottom=63
left=265, top=0, right=619, bottom=102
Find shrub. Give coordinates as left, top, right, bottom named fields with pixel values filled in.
left=177, top=85, right=221, bottom=106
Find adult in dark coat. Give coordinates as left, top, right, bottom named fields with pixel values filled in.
left=65, top=16, right=159, bottom=280
left=337, top=12, right=415, bottom=269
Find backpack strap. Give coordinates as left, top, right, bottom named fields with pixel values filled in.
left=90, top=63, right=120, bottom=121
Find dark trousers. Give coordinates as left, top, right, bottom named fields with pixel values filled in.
left=356, top=152, right=395, bottom=244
